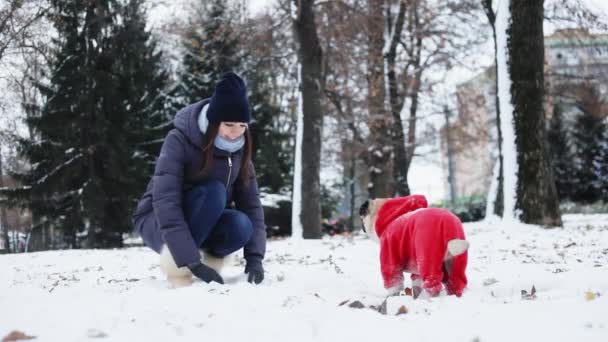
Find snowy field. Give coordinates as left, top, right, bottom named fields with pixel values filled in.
left=1, top=214, right=607, bottom=342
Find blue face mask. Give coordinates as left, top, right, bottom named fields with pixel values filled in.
left=214, top=135, right=245, bottom=153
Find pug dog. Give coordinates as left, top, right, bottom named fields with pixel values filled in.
left=359, top=195, right=469, bottom=298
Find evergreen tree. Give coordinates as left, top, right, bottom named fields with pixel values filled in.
left=547, top=104, right=574, bottom=201
left=171, top=0, right=242, bottom=108
left=171, top=2, right=293, bottom=194
left=4, top=0, right=169, bottom=248
left=570, top=109, right=604, bottom=203
left=244, top=62, right=293, bottom=193
left=103, top=0, right=170, bottom=244
left=593, top=119, right=608, bottom=202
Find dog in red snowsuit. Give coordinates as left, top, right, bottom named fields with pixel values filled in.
left=359, top=195, right=469, bottom=298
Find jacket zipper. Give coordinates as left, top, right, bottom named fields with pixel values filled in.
left=226, top=155, right=232, bottom=186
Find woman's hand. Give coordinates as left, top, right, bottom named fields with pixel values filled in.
left=187, top=261, right=224, bottom=284
left=245, top=259, right=264, bottom=284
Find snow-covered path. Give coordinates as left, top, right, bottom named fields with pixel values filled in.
left=2, top=214, right=607, bottom=342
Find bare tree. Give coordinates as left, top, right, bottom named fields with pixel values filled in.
left=366, top=0, right=392, bottom=198
left=385, top=0, right=486, bottom=197
left=0, top=0, right=49, bottom=63
left=316, top=0, right=370, bottom=230
left=0, top=0, right=49, bottom=252
left=481, top=0, right=504, bottom=216
left=509, top=0, right=562, bottom=226
left=292, top=0, right=324, bottom=238
left=0, top=0, right=49, bottom=140
left=385, top=0, right=408, bottom=196
left=0, top=146, right=9, bottom=253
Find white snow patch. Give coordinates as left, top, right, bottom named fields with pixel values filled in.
left=291, top=65, right=304, bottom=240
left=260, top=192, right=291, bottom=209
left=1, top=214, right=608, bottom=341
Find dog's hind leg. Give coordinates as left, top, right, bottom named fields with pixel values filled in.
left=444, top=250, right=468, bottom=297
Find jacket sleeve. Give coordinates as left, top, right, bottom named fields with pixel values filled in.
left=233, top=161, right=266, bottom=262
left=152, top=130, right=200, bottom=267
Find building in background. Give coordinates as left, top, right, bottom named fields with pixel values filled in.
left=441, top=66, right=496, bottom=201
left=443, top=28, right=608, bottom=201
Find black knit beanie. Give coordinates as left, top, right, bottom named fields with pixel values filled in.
left=206, top=72, right=251, bottom=124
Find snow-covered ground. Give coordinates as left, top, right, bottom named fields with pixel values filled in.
left=1, top=214, right=607, bottom=342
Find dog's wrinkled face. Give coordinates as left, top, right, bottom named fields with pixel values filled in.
left=359, top=198, right=388, bottom=242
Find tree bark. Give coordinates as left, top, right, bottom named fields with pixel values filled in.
left=482, top=0, right=504, bottom=216
left=293, top=0, right=323, bottom=238
left=509, top=0, right=562, bottom=226
left=367, top=0, right=392, bottom=198
left=0, top=148, right=10, bottom=253
left=444, top=106, right=456, bottom=203
left=386, top=0, right=409, bottom=196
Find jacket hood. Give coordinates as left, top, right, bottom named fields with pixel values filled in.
left=173, top=99, right=210, bottom=148
left=375, top=194, right=429, bottom=237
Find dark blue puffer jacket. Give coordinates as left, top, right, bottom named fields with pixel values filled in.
left=132, top=99, right=266, bottom=267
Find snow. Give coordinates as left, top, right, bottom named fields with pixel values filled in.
left=291, top=66, right=304, bottom=240
left=485, top=159, right=500, bottom=219
left=248, top=0, right=272, bottom=16
left=260, top=192, right=291, bottom=209
left=495, top=0, right=518, bottom=222
left=1, top=214, right=607, bottom=342
left=32, top=153, right=83, bottom=186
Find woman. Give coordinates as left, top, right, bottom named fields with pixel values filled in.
left=132, top=72, right=266, bottom=286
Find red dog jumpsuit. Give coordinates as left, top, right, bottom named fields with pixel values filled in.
left=375, top=195, right=468, bottom=297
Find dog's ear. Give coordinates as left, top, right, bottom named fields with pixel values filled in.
left=359, top=199, right=370, bottom=218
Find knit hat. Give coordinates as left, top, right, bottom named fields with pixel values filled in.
left=206, top=72, right=251, bottom=124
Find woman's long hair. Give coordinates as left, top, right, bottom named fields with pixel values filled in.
left=199, top=122, right=252, bottom=185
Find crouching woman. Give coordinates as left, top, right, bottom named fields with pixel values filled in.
left=131, top=72, right=266, bottom=286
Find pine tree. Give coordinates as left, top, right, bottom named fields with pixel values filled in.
left=570, top=109, right=604, bottom=203
left=547, top=104, right=574, bottom=201
left=5, top=0, right=169, bottom=248
left=101, top=0, right=170, bottom=246
left=172, top=1, right=292, bottom=193
left=243, top=61, right=293, bottom=193
left=171, top=0, right=242, bottom=108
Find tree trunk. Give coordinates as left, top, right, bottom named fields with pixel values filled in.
left=293, top=0, right=323, bottom=238
left=405, top=61, right=422, bottom=189
left=482, top=0, right=504, bottom=217
left=386, top=0, right=409, bottom=196
left=367, top=0, right=392, bottom=199
left=444, top=106, right=456, bottom=203
left=509, top=0, right=562, bottom=226
left=399, top=0, right=422, bottom=198
left=0, top=148, right=10, bottom=253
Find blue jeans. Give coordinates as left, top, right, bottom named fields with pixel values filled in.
left=184, top=180, right=253, bottom=257
left=137, top=180, right=253, bottom=257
